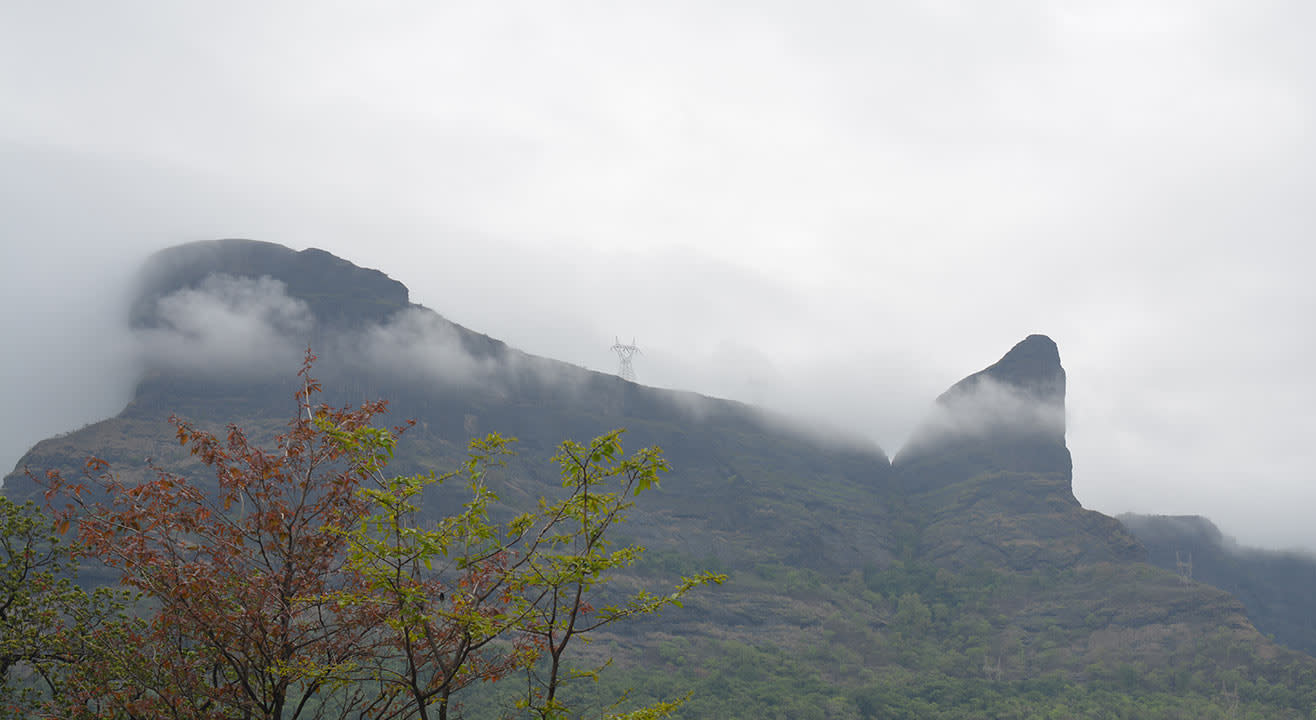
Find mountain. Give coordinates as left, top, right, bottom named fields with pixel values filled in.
left=1120, top=513, right=1316, bottom=658
left=7, top=239, right=1316, bottom=718
left=131, top=238, right=411, bottom=330
left=13, top=239, right=900, bottom=573
left=893, top=335, right=1141, bottom=572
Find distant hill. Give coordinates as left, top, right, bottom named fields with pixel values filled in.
left=1121, top=513, right=1316, bottom=657
left=8, top=239, right=1316, bottom=717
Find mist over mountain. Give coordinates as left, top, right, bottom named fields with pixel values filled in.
left=13, top=240, right=897, bottom=572
left=7, top=240, right=1316, bottom=717
left=888, top=334, right=1140, bottom=576
left=895, top=334, right=1069, bottom=490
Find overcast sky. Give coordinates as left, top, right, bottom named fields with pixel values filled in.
left=3, top=2, right=1314, bottom=551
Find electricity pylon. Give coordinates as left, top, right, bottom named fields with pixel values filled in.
left=611, top=337, right=641, bottom=382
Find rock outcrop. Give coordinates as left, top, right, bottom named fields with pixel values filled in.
left=894, top=334, right=1141, bottom=570
left=895, top=334, right=1070, bottom=489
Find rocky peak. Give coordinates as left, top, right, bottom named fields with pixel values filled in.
left=938, top=334, right=1065, bottom=411
left=896, top=334, right=1068, bottom=470
left=892, top=335, right=1141, bottom=570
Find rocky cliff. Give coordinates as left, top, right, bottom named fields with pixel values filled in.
left=893, top=335, right=1141, bottom=571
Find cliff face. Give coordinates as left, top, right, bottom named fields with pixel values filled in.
left=895, top=335, right=1070, bottom=489
left=894, top=335, right=1141, bottom=571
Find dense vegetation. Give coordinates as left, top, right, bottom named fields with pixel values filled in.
left=581, top=556, right=1316, bottom=719
left=6, top=360, right=720, bottom=719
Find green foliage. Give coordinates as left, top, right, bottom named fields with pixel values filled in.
left=548, top=553, right=1316, bottom=719
left=32, top=360, right=721, bottom=720
left=893, top=593, right=932, bottom=635
left=0, top=497, right=129, bottom=719
left=322, top=422, right=725, bottom=720
left=582, top=630, right=1316, bottom=720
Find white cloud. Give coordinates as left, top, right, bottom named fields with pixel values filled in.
left=135, top=275, right=313, bottom=378
left=331, top=307, right=500, bottom=390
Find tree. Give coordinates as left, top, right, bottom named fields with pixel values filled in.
left=42, top=354, right=721, bottom=719
left=512, top=433, right=721, bottom=719
left=315, top=429, right=537, bottom=720
left=322, top=424, right=723, bottom=720
left=0, top=497, right=127, bottom=719
left=43, top=360, right=397, bottom=719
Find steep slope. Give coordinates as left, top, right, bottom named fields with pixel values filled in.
left=894, top=335, right=1142, bottom=570
left=897, top=333, right=1068, bottom=480
left=1121, top=513, right=1316, bottom=657
left=852, top=337, right=1316, bottom=715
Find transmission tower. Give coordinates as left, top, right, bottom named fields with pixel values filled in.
left=611, top=337, right=641, bottom=382
left=1175, top=550, right=1193, bottom=585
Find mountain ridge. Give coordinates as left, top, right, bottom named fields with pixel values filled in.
left=7, top=239, right=1315, bottom=717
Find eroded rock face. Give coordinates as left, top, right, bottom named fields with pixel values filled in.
left=895, top=334, right=1071, bottom=493
left=893, top=334, right=1140, bottom=571
left=940, top=334, right=1066, bottom=408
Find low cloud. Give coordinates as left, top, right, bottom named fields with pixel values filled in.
left=134, top=274, right=313, bottom=379
left=133, top=276, right=508, bottom=395
left=329, top=307, right=501, bottom=390
left=128, top=272, right=1016, bottom=461
left=899, top=376, right=1066, bottom=459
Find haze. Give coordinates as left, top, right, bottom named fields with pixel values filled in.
left=2, top=2, right=1313, bottom=550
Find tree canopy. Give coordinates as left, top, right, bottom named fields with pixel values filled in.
left=31, top=354, right=721, bottom=719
